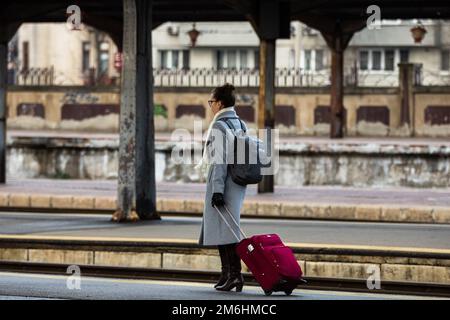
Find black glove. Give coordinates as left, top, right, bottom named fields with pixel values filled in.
left=211, top=193, right=225, bottom=207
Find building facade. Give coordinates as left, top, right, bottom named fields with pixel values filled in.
left=5, top=20, right=450, bottom=138
left=9, top=20, right=450, bottom=87
left=11, top=23, right=120, bottom=86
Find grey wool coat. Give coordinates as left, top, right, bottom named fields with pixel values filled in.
left=198, top=108, right=247, bottom=247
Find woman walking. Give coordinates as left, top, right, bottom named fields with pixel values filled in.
left=197, top=83, right=247, bottom=292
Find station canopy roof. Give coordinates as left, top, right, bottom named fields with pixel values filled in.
left=3, top=0, right=450, bottom=25
left=2, top=0, right=450, bottom=47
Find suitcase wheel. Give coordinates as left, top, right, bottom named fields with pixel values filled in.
left=264, top=289, right=273, bottom=296
left=284, top=288, right=293, bottom=296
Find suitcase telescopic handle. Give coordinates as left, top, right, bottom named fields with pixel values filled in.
left=213, top=204, right=248, bottom=241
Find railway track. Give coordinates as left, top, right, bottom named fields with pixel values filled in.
left=0, top=260, right=448, bottom=298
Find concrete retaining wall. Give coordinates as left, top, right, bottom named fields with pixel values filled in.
left=6, top=86, right=450, bottom=138
left=7, top=135, right=450, bottom=188
left=1, top=237, right=449, bottom=284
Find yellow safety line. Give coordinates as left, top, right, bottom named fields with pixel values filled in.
left=0, top=234, right=449, bottom=255
left=0, top=234, right=197, bottom=244
left=283, top=242, right=450, bottom=255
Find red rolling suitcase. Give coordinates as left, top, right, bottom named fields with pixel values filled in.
left=214, top=205, right=306, bottom=296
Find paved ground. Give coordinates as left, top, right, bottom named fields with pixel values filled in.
left=0, top=272, right=441, bottom=300
left=1, top=212, right=449, bottom=249
left=2, top=178, right=449, bottom=207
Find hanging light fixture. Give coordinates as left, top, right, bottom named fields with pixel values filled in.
left=410, top=21, right=427, bottom=43
left=187, top=23, right=200, bottom=47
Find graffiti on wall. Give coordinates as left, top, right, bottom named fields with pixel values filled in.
left=61, top=91, right=100, bottom=104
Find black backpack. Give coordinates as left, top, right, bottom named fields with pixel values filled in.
left=218, top=117, right=264, bottom=186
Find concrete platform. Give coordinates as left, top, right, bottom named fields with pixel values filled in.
left=0, top=272, right=438, bottom=300
left=0, top=178, right=449, bottom=224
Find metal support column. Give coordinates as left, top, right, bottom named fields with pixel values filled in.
left=0, top=40, right=6, bottom=183
left=398, top=63, right=414, bottom=135
left=135, top=0, right=158, bottom=219
left=0, top=23, right=20, bottom=184
left=253, top=0, right=290, bottom=194
left=329, top=33, right=345, bottom=138
left=306, top=18, right=366, bottom=140
left=113, top=0, right=159, bottom=221
left=257, top=39, right=275, bottom=193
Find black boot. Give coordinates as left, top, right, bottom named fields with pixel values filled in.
left=214, top=245, right=230, bottom=288
left=216, top=243, right=244, bottom=292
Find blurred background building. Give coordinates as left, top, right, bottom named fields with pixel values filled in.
left=5, top=19, right=450, bottom=138
left=9, top=20, right=450, bottom=86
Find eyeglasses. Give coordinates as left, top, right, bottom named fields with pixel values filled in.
left=208, top=100, right=217, bottom=107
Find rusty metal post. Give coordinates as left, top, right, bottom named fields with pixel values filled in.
left=135, top=0, right=158, bottom=220
left=113, top=0, right=158, bottom=222
left=329, top=33, right=345, bottom=138
left=112, top=0, right=139, bottom=221
left=0, top=40, right=6, bottom=183
left=257, top=39, right=275, bottom=193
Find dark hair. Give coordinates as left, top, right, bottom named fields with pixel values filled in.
left=212, top=83, right=235, bottom=108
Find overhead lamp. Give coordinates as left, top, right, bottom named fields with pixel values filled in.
left=410, top=21, right=427, bottom=43
left=187, top=23, right=200, bottom=47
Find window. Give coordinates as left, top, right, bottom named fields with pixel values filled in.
left=171, top=50, right=179, bottom=69
left=160, top=50, right=168, bottom=69
left=301, top=49, right=324, bottom=71
left=99, top=42, right=110, bottom=75
left=217, top=51, right=225, bottom=69
left=304, top=50, right=312, bottom=70
left=400, top=49, right=409, bottom=63
left=182, top=50, right=190, bottom=69
left=99, top=53, right=109, bottom=74
left=82, top=42, right=90, bottom=72
left=22, top=41, right=29, bottom=71
left=254, top=50, right=259, bottom=69
left=385, top=50, right=395, bottom=71
left=240, top=50, right=248, bottom=69
left=227, top=51, right=237, bottom=69
left=315, top=50, right=324, bottom=71
left=159, top=50, right=189, bottom=69
left=359, top=49, right=401, bottom=71
left=359, top=51, right=369, bottom=70
left=372, top=51, right=382, bottom=70
left=441, top=50, right=450, bottom=71
left=289, top=49, right=295, bottom=69
left=216, top=50, right=254, bottom=69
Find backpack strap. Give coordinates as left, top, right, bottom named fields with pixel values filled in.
left=217, top=117, right=243, bottom=164
left=218, top=117, right=246, bottom=132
